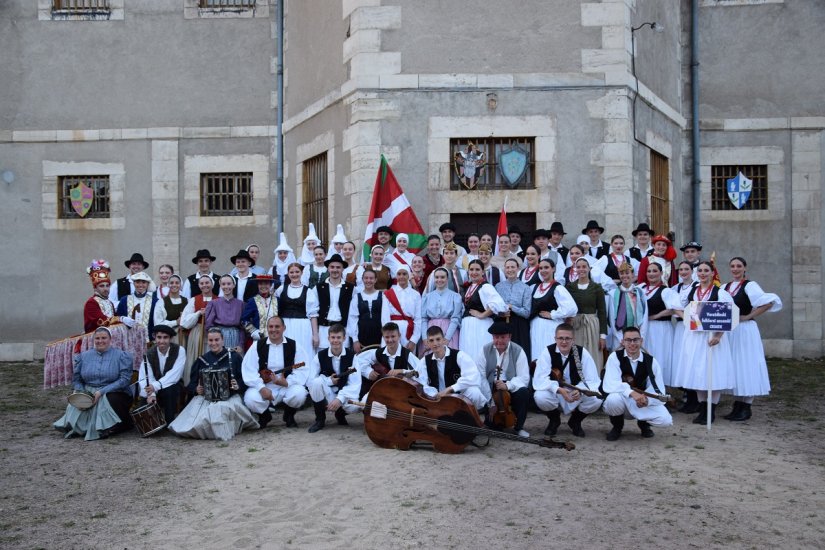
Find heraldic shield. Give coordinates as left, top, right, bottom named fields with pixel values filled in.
left=70, top=180, right=94, bottom=217
left=499, top=144, right=528, bottom=188
left=726, top=171, right=752, bottom=209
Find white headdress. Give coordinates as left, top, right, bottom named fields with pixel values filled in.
left=300, top=223, right=320, bottom=266
left=272, top=232, right=297, bottom=277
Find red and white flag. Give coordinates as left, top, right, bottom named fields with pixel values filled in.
left=494, top=197, right=508, bottom=256
left=361, top=155, right=427, bottom=260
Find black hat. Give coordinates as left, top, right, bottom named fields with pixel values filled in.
left=191, top=249, right=217, bottom=264
left=376, top=225, right=394, bottom=236
left=532, top=228, right=551, bottom=239
left=324, top=253, right=348, bottom=269
left=631, top=223, right=654, bottom=237
left=153, top=325, right=176, bottom=337
left=549, top=222, right=566, bottom=235
left=582, top=220, right=604, bottom=234
left=487, top=321, right=512, bottom=335
left=507, top=225, right=523, bottom=237
left=680, top=241, right=703, bottom=252
left=439, top=222, right=457, bottom=233
left=124, top=253, right=149, bottom=269
left=230, top=249, right=256, bottom=266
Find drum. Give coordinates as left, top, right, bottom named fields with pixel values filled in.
left=202, top=368, right=230, bottom=402
left=67, top=391, right=94, bottom=411
left=130, top=402, right=167, bottom=437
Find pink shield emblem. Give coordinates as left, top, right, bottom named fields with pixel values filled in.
left=70, top=181, right=94, bottom=217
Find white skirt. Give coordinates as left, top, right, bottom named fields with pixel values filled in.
left=669, top=319, right=686, bottom=386
left=725, top=320, right=771, bottom=397
left=459, top=317, right=493, bottom=355
left=529, top=317, right=562, bottom=363
left=672, top=323, right=735, bottom=391
left=168, top=394, right=259, bottom=441
left=645, top=319, right=675, bottom=386
left=283, top=317, right=315, bottom=355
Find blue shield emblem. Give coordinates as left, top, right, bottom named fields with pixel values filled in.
left=726, top=171, right=752, bottom=209
left=498, top=145, right=528, bottom=188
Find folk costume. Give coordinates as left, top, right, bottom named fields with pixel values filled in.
left=458, top=281, right=507, bottom=354
left=636, top=235, right=678, bottom=287
left=628, top=223, right=655, bottom=263
left=606, top=282, right=648, bottom=351
left=204, top=294, right=244, bottom=350
left=179, top=283, right=214, bottom=385
left=83, top=259, right=119, bottom=333
left=638, top=282, right=679, bottom=386
left=137, top=328, right=186, bottom=423
left=603, top=348, right=673, bottom=437
left=307, top=346, right=363, bottom=431
left=566, top=280, right=608, bottom=371
left=240, top=275, right=278, bottom=341
left=421, top=347, right=487, bottom=410
left=347, top=288, right=384, bottom=349
left=381, top=283, right=423, bottom=348
left=495, top=277, right=533, bottom=361
left=355, top=344, right=425, bottom=399
left=529, top=279, right=578, bottom=363
left=475, top=327, right=531, bottom=434
left=276, top=282, right=319, bottom=355
left=421, top=286, right=464, bottom=349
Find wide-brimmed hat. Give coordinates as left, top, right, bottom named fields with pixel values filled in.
left=532, top=229, right=551, bottom=239
left=439, top=222, right=457, bottom=233
left=324, top=253, right=348, bottom=269
left=631, top=223, right=654, bottom=237
left=191, top=249, right=216, bottom=264
left=124, top=253, right=149, bottom=269
left=507, top=225, right=523, bottom=238
left=488, top=321, right=512, bottom=335
left=255, top=274, right=275, bottom=283
left=680, top=241, right=703, bottom=252
left=376, top=225, right=394, bottom=236
left=153, top=325, right=176, bottom=337
left=581, top=220, right=604, bottom=234
left=230, top=249, right=256, bottom=266
left=549, top=222, right=566, bottom=235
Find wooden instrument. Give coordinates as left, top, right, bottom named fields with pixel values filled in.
left=550, top=368, right=605, bottom=399
left=489, top=364, right=516, bottom=430
left=622, top=374, right=674, bottom=404
left=260, top=362, right=306, bottom=384
left=356, top=377, right=574, bottom=454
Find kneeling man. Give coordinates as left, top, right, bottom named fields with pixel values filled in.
left=421, top=326, right=486, bottom=410
left=307, top=324, right=362, bottom=432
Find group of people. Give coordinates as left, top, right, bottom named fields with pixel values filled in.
left=55, top=218, right=782, bottom=444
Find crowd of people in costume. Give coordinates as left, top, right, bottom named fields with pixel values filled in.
left=55, top=219, right=782, bottom=444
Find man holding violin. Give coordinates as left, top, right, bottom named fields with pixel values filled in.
left=474, top=322, right=531, bottom=438
left=241, top=316, right=310, bottom=428
left=306, top=324, right=362, bottom=433
left=421, top=326, right=486, bottom=410
left=532, top=323, right=602, bottom=438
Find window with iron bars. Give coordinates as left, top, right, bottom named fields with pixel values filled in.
left=711, top=165, right=768, bottom=210
left=52, top=0, right=110, bottom=13
left=450, top=137, right=535, bottom=190
left=302, top=153, right=329, bottom=246
left=650, top=150, right=670, bottom=234
left=200, top=173, right=254, bottom=216
left=199, top=0, right=256, bottom=8
left=58, top=175, right=110, bottom=219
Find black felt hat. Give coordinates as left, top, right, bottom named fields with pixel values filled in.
left=191, top=249, right=217, bottom=264
left=124, top=253, right=149, bottom=269
left=230, top=249, right=256, bottom=267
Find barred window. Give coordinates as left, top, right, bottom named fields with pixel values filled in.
left=200, top=173, right=253, bottom=216
left=58, top=175, right=110, bottom=219
left=711, top=165, right=768, bottom=210
left=199, top=0, right=256, bottom=8
left=450, top=137, right=536, bottom=190
left=303, top=153, right=329, bottom=245
left=52, top=0, right=110, bottom=14
left=650, top=150, right=670, bottom=234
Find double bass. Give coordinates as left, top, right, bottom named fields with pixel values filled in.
left=357, top=376, right=574, bottom=454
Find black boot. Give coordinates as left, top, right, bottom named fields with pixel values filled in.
left=308, top=400, right=327, bottom=433
left=723, top=401, right=743, bottom=420
left=729, top=402, right=751, bottom=421
left=679, top=390, right=700, bottom=414
left=567, top=409, right=588, bottom=438
left=544, top=409, right=561, bottom=436
left=334, top=407, right=349, bottom=426
left=637, top=420, right=654, bottom=438
left=606, top=415, right=624, bottom=441
left=258, top=409, right=272, bottom=429
left=693, top=403, right=717, bottom=424
left=283, top=406, right=298, bottom=428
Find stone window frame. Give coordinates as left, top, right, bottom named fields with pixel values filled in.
left=38, top=0, right=124, bottom=21
left=700, top=146, right=785, bottom=221
left=183, top=154, right=269, bottom=228
left=200, top=172, right=255, bottom=217
left=41, top=160, right=125, bottom=230
left=183, top=0, right=269, bottom=20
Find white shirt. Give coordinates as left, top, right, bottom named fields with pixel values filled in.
left=347, top=290, right=381, bottom=343
left=380, top=285, right=423, bottom=344
left=138, top=345, right=186, bottom=397
left=308, top=347, right=362, bottom=404
left=241, top=337, right=310, bottom=390
left=533, top=346, right=600, bottom=394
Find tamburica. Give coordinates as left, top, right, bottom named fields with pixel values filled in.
left=131, top=402, right=167, bottom=437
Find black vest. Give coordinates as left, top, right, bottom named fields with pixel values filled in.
left=463, top=283, right=487, bottom=317
left=357, top=292, right=383, bottom=346
left=318, top=348, right=355, bottom=390
left=592, top=241, right=610, bottom=259
left=617, top=349, right=660, bottom=393
left=279, top=286, right=308, bottom=318
left=519, top=267, right=541, bottom=286
left=485, top=267, right=501, bottom=286
left=555, top=246, right=570, bottom=265
left=725, top=280, right=753, bottom=316
left=256, top=337, right=297, bottom=373
left=316, top=281, right=354, bottom=326
left=645, top=286, right=668, bottom=317
left=375, top=346, right=411, bottom=372
left=687, top=284, right=720, bottom=303
left=629, top=246, right=653, bottom=262
left=147, top=344, right=181, bottom=380
left=116, top=276, right=131, bottom=300
left=424, top=349, right=462, bottom=391
left=187, top=273, right=221, bottom=298
left=233, top=274, right=259, bottom=302
left=530, top=283, right=559, bottom=319
left=603, top=255, right=627, bottom=281
left=546, top=344, right=583, bottom=385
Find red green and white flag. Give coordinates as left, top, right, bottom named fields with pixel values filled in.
left=362, top=155, right=427, bottom=259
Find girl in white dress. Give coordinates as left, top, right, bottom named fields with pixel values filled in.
left=671, top=261, right=698, bottom=413
left=529, top=259, right=578, bottom=363
left=276, top=263, right=319, bottom=354
left=458, top=260, right=507, bottom=353
left=638, top=262, right=679, bottom=386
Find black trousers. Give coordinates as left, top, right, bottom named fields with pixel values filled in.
left=105, top=391, right=134, bottom=428
left=509, top=387, right=529, bottom=431
left=139, top=384, right=181, bottom=423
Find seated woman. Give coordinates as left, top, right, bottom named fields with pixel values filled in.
left=169, top=328, right=258, bottom=441
left=53, top=327, right=134, bottom=441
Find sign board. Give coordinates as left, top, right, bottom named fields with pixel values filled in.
left=685, top=301, right=739, bottom=332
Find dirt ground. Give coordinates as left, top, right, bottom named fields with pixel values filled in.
left=1, top=359, right=824, bottom=549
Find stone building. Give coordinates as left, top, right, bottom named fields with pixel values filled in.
left=0, top=0, right=822, bottom=359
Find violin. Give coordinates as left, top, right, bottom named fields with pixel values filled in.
left=355, top=377, right=574, bottom=454
left=551, top=368, right=605, bottom=399
left=489, top=364, right=516, bottom=430
left=260, top=362, right=306, bottom=384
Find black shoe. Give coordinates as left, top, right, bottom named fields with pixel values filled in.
left=729, top=402, right=751, bottom=422
left=308, top=401, right=327, bottom=433
left=567, top=409, right=588, bottom=438
left=723, top=401, right=744, bottom=420
left=544, top=409, right=561, bottom=436
left=693, top=403, right=717, bottom=424
left=258, top=409, right=272, bottom=429
left=637, top=421, right=654, bottom=438
left=283, top=406, right=298, bottom=428
left=679, top=390, right=700, bottom=414
left=606, top=415, right=624, bottom=441
left=335, top=408, right=349, bottom=426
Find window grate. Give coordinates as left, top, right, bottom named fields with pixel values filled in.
left=450, top=137, right=536, bottom=190
left=58, top=175, right=110, bottom=219
left=52, top=0, right=110, bottom=13
left=711, top=165, right=768, bottom=210
left=650, top=150, right=669, bottom=235
left=302, top=153, right=329, bottom=245
left=200, top=173, right=254, bottom=216
left=199, top=0, right=256, bottom=8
